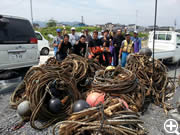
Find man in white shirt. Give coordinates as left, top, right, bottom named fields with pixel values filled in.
left=69, top=27, right=80, bottom=47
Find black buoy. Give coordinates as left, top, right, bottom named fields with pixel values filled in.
left=50, top=80, right=61, bottom=98
left=73, top=100, right=90, bottom=113
left=139, top=48, right=152, bottom=57
left=48, top=98, right=62, bottom=114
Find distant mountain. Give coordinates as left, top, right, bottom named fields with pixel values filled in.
left=34, top=21, right=47, bottom=27
left=59, top=21, right=82, bottom=26
left=34, top=21, right=87, bottom=27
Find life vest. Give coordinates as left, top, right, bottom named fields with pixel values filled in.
left=91, top=46, right=102, bottom=54
left=122, top=40, right=133, bottom=53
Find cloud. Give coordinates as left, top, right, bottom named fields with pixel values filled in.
left=0, top=0, right=179, bottom=28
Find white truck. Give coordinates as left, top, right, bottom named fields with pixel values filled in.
left=148, top=31, right=180, bottom=63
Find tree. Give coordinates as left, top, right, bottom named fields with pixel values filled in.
left=47, top=19, right=57, bottom=27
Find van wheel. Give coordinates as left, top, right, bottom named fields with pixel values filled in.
left=41, top=48, right=49, bottom=55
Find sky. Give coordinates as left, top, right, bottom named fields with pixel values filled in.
left=0, top=0, right=180, bottom=28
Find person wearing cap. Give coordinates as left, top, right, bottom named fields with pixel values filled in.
left=53, top=29, right=63, bottom=56
left=119, top=33, right=134, bottom=67
left=99, top=30, right=104, bottom=39
left=124, top=27, right=128, bottom=35
left=69, top=27, right=80, bottom=47
left=131, top=31, right=141, bottom=53
left=113, top=29, right=125, bottom=66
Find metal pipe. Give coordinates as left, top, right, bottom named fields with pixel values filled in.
left=153, top=0, right=158, bottom=74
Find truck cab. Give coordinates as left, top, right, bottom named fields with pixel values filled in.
left=148, top=31, right=180, bottom=63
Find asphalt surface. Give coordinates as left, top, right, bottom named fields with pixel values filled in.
left=0, top=51, right=180, bottom=135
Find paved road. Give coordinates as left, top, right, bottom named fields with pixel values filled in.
left=39, top=51, right=54, bottom=65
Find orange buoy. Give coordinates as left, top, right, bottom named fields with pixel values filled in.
left=86, top=92, right=105, bottom=107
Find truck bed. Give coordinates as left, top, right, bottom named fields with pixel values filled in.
left=151, top=48, right=174, bottom=60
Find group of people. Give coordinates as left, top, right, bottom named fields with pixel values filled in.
left=53, top=27, right=141, bottom=67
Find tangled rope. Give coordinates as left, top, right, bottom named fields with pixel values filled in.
left=54, top=97, right=146, bottom=135
left=125, top=54, right=175, bottom=113
left=10, top=54, right=104, bottom=130
left=92, top=66, right=145, bottom=112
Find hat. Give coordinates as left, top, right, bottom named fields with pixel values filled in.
left=117, top=29, right=122, bottom=32
left=71, top=27, right=76, bottom=31
left=85, top=29, right=88, bottom=31
left=134, top=31, right=138, bottom=34
left=125, top=33, right=130, bottom=36
left=101, top=30, right=104, bottom=33
left=56, top=29, right=61, bottom=32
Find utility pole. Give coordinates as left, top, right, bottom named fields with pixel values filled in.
left=174, top=19, right=177, bottom=30
left=81, top=16, right=84, bottom=24
left=135, top=10, right=138, bottom=31
left=30, top=0, right=33, bottom=24
left=152, top=0, right=158, bottom=74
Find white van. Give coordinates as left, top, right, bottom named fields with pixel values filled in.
left=0, top=15, right=39, bottom=70
left=35, top=31, right=50, bottom=55
left=148, top=31, right=180, bottom=63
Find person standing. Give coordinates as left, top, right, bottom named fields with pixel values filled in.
left=99, top=30, right=104, bottom=39
left=57, top=34, right=72, bottom=61
left=53, top=29, right=63, bottom=56
left=88, top=31, right=103, bottom=60
left=101, top=30, right=112, bottom=66
left=113, top=29, right=125, bottom=66
left=84, top=29, right=92, bottom=43
left=69, top=27, right=80, bottom=47
left=73, top=35, right=87, bottom=57
left=131, top=31, right=141, bottom=53
left=119, top=33, right=134, bottom=67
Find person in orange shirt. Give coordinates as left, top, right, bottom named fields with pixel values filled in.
left=88, top=30, right=103, bottom=59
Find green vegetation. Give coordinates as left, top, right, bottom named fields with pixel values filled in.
left=35, top=26, right=148, bottom=42
left=35, top=26, right=101, bottom=41
left=46, top=19, right=57, bottom=27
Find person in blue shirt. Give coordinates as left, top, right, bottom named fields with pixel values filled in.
left=131, top=31, right=141, bottom=53
left=53, top=29, right=63, bottom=56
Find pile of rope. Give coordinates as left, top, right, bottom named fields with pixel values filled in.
left=10, top=54, right=104, bottom=130
left=92, top=66, right=145, bottom=112
left=125, top=54, right=175, bottom=113
left=54, top=97, right=146, bottom=135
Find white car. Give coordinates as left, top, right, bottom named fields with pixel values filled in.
left=35, top=31, right=50, bottom=55
left=148, top=31, right=180, bottom=63
left=0, top=15, right=39, bottom=70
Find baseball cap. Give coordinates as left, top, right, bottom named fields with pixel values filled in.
left=71, top=27, right=76, bottom=31
left=134, top=31, right=138, bottom=34
left=56, top=29, right=61, bottom=32
left=125, top=32, right=130, bottom=36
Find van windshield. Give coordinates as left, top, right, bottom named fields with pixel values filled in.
left=0, top=17, right=36, bottom=44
